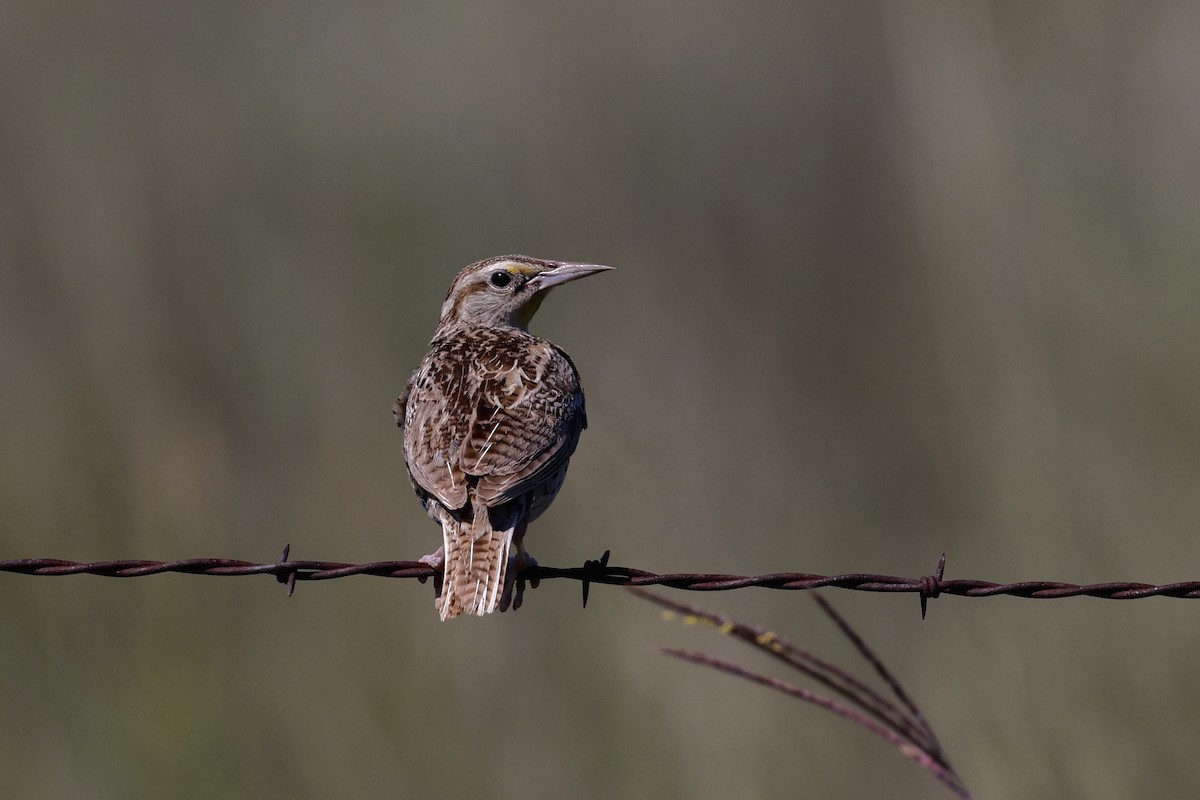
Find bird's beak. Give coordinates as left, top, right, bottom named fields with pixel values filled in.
left=527, top=262, right=614, bottom=293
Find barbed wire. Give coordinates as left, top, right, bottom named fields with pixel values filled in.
left=3, top=550, right=1199, bottom=613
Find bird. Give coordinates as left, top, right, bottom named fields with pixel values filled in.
left=395, top=255, right=613, bottom=620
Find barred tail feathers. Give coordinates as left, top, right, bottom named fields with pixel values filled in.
left=438, top=507, right=513, bottom=620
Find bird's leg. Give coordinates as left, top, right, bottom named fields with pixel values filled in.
left=418, top=546, right=445, bottom=599
left=418, top=545, right=445, bottom=569
left=499, top=522, right=534, bottom=611
left=510, top=547, right=539, bottom=611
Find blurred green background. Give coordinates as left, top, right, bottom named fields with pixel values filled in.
left=2, top=1, right=1199, bottom=798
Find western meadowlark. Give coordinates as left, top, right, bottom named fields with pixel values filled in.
left=395, top=255, right=613, bottom=620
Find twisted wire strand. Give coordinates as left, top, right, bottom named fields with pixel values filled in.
left=3, top=551, right=1199, bottom=601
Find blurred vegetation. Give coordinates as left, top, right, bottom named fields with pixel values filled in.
left=2, top=1, right=1199, bottom=798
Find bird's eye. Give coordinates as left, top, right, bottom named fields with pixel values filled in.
left=489, top=271, right=512, bottom=288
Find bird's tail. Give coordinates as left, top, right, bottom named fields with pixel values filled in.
left=438, top=503, right=513, bottom=620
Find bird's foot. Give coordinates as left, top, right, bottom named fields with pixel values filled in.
left=417, top=546, right=445, bottom=570
left=499, top=550, right=538, bottom=612
left=418, top=546, right=445, bottom=600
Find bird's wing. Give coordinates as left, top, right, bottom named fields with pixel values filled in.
left=402, top=333, right=586, bottom=513
left=461, top=340, right=587, bottom=508
left=403, top=356, right=472, bottom=511
left=393, top=387, right=409, bottom=427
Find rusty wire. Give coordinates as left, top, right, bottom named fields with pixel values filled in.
left=3, top=550, right=1199, bottom=611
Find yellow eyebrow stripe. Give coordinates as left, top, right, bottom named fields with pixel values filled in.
left=503, top=262, right=542, bottom=277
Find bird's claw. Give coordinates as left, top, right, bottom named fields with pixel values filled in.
left=418, top=546, right=446, bottom=570
left=499, top=551, right=538, bottom=612
left=419, top=547, right=446, bottom=599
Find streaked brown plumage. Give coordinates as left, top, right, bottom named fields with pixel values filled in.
left=395, top=255, right=612, bottom=620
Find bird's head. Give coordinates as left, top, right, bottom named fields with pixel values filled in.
left=435, top=255, right=613, bottom=333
